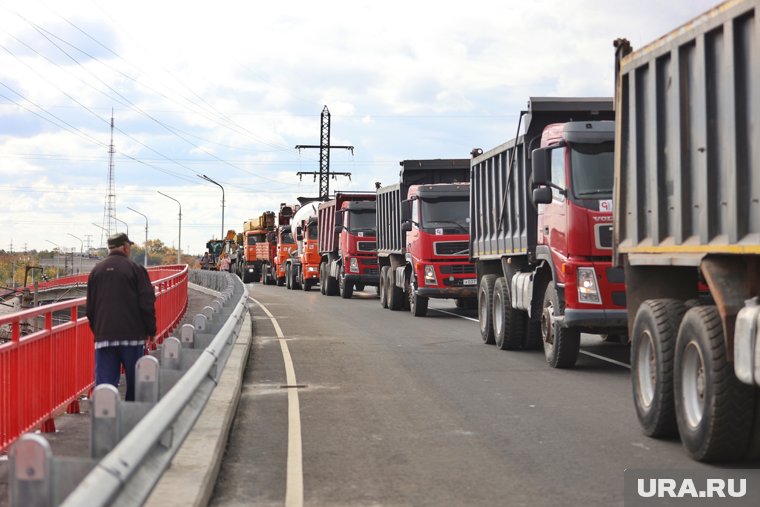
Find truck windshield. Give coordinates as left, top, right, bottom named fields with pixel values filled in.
left=307, top=222, right=318, bottom=239
left=281, top=231, right=295, bottom=244
left=570, top=142, right=614, bottom=199
left=420, top=197, right=469, bottom=233
left=348, top=210, right=376, bottom=234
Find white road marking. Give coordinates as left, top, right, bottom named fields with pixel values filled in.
left=432, top=306, right=631, bottom=369
left=429, top=307, right=479, bottom=322
left=579, top=350, right=630, bottom=369
left=249, top=296, right=303, bottom=507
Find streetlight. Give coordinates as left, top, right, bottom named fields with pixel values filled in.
left=45, top=240, right=61, bottom=277
left=67, top=233, right=83, bottom=274
left=158, top=191, right=182, bottom=264
left=127, top=207, right=149, bottom=267
left=92, top=222, right=108, bottom=249
left=112, top=216, right=129, bottom=237
left=198, top=174, right=224, bottom=240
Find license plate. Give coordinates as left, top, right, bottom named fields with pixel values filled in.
left=463, top=278, right=477, bottom=286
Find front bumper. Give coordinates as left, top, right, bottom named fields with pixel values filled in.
left=417, top=286, right=477, bottom=299
left=561, top=309, right=628, bottom=330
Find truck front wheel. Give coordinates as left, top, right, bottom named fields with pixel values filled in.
left=379, top=266, right=389, bottom=308
left=409, top=282, right=428, bottom=317
left=339, top=268, right=353, bottom=299
left=674, top=306, right=755, bottom=461
left=631, top=299, right=686, bottom=438
left=493, top=277, right=525, bottom=350
left=478, top=275, right=497, bottom=345
left=541, top=283, right=580, bottom=368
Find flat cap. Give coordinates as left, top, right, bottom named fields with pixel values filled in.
left=107, top=232, right=134, bottom=248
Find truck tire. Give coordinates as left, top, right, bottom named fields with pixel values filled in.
left=409, top=282, right=428, bottom=317
left=674, top=306, right=755, bottom=461
left=325, top=268, right=338, bottom=296
left=541, top=283, right=580, bottom=368
left=320, top=263, right=327, bottom=295
left=339, top=268, right=353, bottom=299
left=478, top=274, right=497, bottom=345
left=387, top=267, right=403, bottom=310
left=379, top=266, right=389, bottom=308
left=630, top=299, right=686, bottom=438
left=242, top=269, right=252, bottom=284
left=285, top=265, right=292, bottom=289
left=493, top=277, right=525, bottom=350
left=293, top=269, right=302, bottom=290
left=302, top=279, right=312, bottom=291
left=277, top=274, right=285, bottom=287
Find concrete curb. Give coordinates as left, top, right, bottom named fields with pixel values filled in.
left=188, top=282, right=223, bottom=297
left=145, top=309, right=252, bottom=507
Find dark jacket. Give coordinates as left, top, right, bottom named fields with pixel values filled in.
left=86, top=251, right=157, bottom=342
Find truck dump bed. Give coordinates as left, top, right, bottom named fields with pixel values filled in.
left=376, top=159, right=470, bottom=255
left=614, top=0, right=760, bottom=264
left=470, top=98, right=614, bottom=260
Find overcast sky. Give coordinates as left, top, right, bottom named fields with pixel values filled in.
left=0, top=0, right=718, bottom=255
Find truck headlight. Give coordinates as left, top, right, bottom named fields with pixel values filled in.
left=307, top=266, right=318, bottom=272
left=577, top=267, right=601, bottom=304
left=349, top=257, right=359, bottom=273
left=424, top=265, right=437, bottom=286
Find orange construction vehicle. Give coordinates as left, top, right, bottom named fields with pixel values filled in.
left=271, top=203, right=298, bottom=286
left=284, top=200, right=321, bottom=291
left=234, top=212, right=276, bottom=283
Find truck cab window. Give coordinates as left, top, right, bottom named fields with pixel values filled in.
left=411, top=199, right=419, bottom=225
left=569, top=141, right=614, bottom=200
left=550, top=148, right=566, bottom=202
left=307, top=222, right=318, bottom=239
left=281, top=231, right=294, bottom=244
left=347, top=211, right=376, bottom=234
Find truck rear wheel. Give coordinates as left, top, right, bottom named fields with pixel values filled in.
left=674, top=306, right=755, bottom=461
left=320, top=263, right=327, bottom=295
left=493, top=277, right=525, bottom=350
left=379, top=266, right=389, bottom=308
left=387, top=268, right=403, bottom=310
left=478, top=275, right=497, bottom=345
left=339, top=268, right=353, bottom=299
left=630, top=299, right=686, bottom=438
left=541, top=283, right=580, bottom=368
left=325, top=268, right=338, bottom=296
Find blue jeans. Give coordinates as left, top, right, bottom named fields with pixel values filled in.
left=95, top=345, right=145, bottom=401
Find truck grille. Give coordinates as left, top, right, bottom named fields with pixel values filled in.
left=357, top=241, right=377, bottom=252
left=434, top=241, right=469, bottom=256
left=440, top=264, right=476, bottom=274
left=365, top=268, right=378, bottom=276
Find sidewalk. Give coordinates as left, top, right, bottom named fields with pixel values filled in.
left=0, top=285, right=220, bottom=507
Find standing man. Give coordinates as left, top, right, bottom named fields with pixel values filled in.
left=86, top=232, right=156, bottom=401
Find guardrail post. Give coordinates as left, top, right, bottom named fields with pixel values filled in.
left=180, top=323, right=195, bottom=347
left=193, top=313, right=207, bottom=332
left=202, top=305, right=215, bottom=321
left=211, top=300, right=223, bottom=314
left=91, top=384, right=121, bottom=459
left=161, top=337, right=182, bottom=370
left=10, top=434, right=52, bottom=507
left=136, top=356, right=160, bottom=403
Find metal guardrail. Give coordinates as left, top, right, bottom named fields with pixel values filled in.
left=8, top=270, right=248, bottom=507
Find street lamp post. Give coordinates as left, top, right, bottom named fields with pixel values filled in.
left=112, top=216, right=129, bottom=237
left=67, top=233, right=83, bottom=274
left=158, top=191, right=182, bottom=264
left=45, top=240, right=61, bottom=277
left=127, top=207, right=149, bottom=267
left=198, top=174, right=224, bottom=240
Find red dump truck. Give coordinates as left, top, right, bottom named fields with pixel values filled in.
left=284, top=200, right=321, bottom=291
left=470, top=98, right=625, bottom=367
left=377, top=159, right=475, bottom=316
left=614, top=0, right=760, bottom=462
left=318, top=193, right=379, bottom=298
left=235, top=211, right=276, bottom=283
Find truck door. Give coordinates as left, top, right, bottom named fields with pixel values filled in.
left=537, top=147, right=568, bottom=258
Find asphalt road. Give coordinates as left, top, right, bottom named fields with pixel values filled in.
left=211, top=283, right=758, bottom=507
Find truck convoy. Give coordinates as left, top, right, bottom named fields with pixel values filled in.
left=235, top=211, right=276, bottom=283
left=376, top=159, right=476, bottom=316
left=318, top=193, right=379, bottom=298
left=470, top=98, right=625, bottom=365
left=285, top=200, right=321, bottom=291
left=614, top=0, right=760, bottom=462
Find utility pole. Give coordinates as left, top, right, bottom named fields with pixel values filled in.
left=158, top=191, right=182, bottom=264
left=295, top=105, right=354, bottom=200
left=101, top=110, right=117, bottom=246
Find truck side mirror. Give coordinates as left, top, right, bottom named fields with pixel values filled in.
left=334, top=211, right=343, bottom=227
left=401, top=221, right=412, bottom=233
left=533, top=187, right=553, bottom=205
left=531, top=147, right=551, bottom=185
left=334, top=225, right=343, bottom=235
left=296, top=226, right=303, bottom=242
left=401, top=200, right=412, bottom=222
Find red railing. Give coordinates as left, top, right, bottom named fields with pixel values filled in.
left=0, top=264, right=188, bottom=453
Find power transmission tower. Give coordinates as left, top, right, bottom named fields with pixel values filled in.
left=101, top=110, right=117, bottom=245
left=295, top=105, right=354, bottom=200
